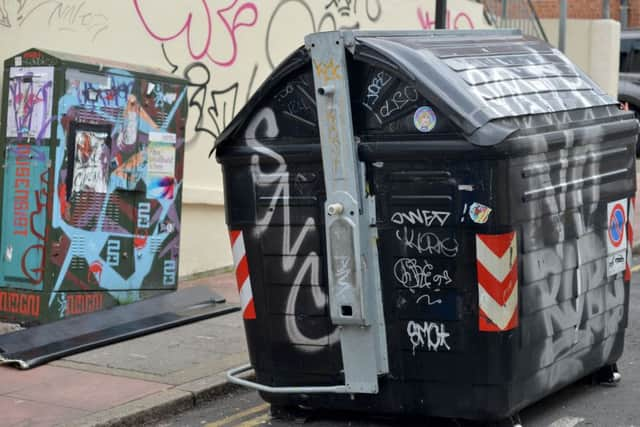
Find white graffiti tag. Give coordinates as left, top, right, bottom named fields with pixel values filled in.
left=433, top=270, right=452, bottom=287
left=245, top=108, right=338, bottom=351
left=393, top=257, right=453, bottom=296
left=416, top=294, right=442, bottom=306
left=395, top=227, right=459, bottom=257
left=393, top=257, right=432, bottom=291
left=391, top=209, right=451, bottom=227
left=407, top=320, right=451, bottom=355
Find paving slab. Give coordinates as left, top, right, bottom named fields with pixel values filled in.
left=0, top=396, right=89, bottom=427
left=0, top=274, right=248, bottom=427
left=61, top=311, right=246, bottom=378
left=8, top=367, right=170, bottom=412
left=0, top=365, right=69, bottom=394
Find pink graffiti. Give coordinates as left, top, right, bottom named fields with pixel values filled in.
left=133, top=0, right=258, bottom=67
left=417, top=7, right=475, bottom=30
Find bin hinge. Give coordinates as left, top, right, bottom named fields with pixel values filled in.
left=304, top=30, right=389, bottom=394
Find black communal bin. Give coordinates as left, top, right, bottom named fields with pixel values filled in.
left=216, top=30, right=637, bottom=422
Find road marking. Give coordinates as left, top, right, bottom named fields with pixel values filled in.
left=631, top=264, right=640, bottom=273
left=205, top=403, right=269, bottom=427
left=236, top=413, right=271, bottom=427
left=548, top=416, right=585, bottom=427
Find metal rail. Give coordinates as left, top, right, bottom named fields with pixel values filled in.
left=480, top=0, right=548, bottom=41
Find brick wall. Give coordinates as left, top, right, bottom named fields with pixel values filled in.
left=530, top=0, right=640, bottom=27
left=531, top=0, right=621, bottom=22
left=630, top=0, right=640, bottom=27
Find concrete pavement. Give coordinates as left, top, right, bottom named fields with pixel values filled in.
left=0, top=272, right=249, bottom=427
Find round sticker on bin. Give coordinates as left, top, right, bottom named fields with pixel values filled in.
left=414, top=106, right=437, bottom=133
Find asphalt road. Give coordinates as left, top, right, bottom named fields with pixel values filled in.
left=155, top=257, right=640, bottom=427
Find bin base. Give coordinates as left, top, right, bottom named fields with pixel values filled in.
left=593, top=364, right=621, bottom=386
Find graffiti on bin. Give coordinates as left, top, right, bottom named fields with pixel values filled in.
left=395, top=227, right=459, bottom=257
left=245, top=107, right=338, bottom=350
left=390, top=209, right=451, bottom=227
left=521, top=232, right=625, bottom=365
left=407, top=320, right=451, bottom=354
left=362, top=70, right=393, bottom=112
left=511, top=112, right=630, bottom=384
left=393, top=257, right=453, bottom=305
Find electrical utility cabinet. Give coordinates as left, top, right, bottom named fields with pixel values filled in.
left=0, top=48, right=188, bottom=324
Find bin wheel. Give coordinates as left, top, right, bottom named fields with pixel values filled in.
left=593, top=363, right=621, bottom=387
left=490, top=413, right=522, bottom=427
left=269, top=404, right=310, bottom=423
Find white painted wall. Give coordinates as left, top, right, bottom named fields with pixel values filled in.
left=0, top=0, right=488, bottom=276
left=540, top=19, right=621, bottom=97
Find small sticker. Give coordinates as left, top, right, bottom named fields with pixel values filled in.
left=469, top=202, right=492, bottom=224
left=5, top=245, right=13, bottom=262
left=607, top=198, right=628, bottom=276
left=607, top=251, right=627, bottom=277
left=414, top=106, right=437, bottom=133
left=14, top=56, right=22, bottom=66
left=148, top=132, right=176, bottom=144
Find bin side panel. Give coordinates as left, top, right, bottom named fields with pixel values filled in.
left=221, top=98, right=344, bottom=387
left=507, top=115, right=636, bottom=403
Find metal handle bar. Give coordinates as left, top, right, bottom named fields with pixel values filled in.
left=227, top=364, right=349, bottom=394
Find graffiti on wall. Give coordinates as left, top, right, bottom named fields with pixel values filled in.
left=0, top=0, right=109, bottom=40
left=416, top=7, right=475, bottom=30
left=133, top=0, right=259, bottom=67
left=0, top=0, right=487, bottom=151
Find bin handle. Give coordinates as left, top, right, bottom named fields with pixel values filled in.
left=227, top=364, right=349, bottom=394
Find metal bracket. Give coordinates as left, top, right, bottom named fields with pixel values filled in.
left=227, top=364, right=348, bottom=394
left=306, top=31, right=388, bottom=394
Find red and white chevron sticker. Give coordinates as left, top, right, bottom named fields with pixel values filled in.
left=626, top=197, right=635, bottom=282
left=229, top=230, right=256, bottom=320
left=476, top=232, right=518, bottom=332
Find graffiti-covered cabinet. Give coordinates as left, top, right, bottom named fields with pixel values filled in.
left=0, top=48, right=188, bottom=324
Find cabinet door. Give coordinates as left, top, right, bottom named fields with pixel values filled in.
left=0, top=145, right=49, bottom=291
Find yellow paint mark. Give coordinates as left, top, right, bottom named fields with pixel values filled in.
left=631, top=264, right=640, bottom=273
left=205, top=403, right=269, bottom=427
left=314, top=59, right=342, bottom=84
left=235, top=413, right=271, bottom=427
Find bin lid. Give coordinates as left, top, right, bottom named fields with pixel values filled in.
left=215, top=29, right=618, bottom=149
